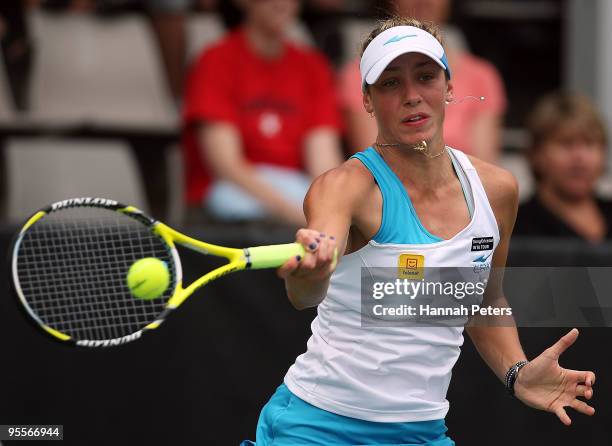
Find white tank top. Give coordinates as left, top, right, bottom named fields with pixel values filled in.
left=284, top=147, right=500, bottom=422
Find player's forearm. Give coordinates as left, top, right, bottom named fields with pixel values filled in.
left=467, top=323, right=527, bottom=382
left=285, top=275, right=330, bottom=310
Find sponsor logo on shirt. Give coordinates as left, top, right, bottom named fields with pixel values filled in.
left=398, top=253, right=424, bottom=280
left=471, top=236, right=494, bottom=251
left=473, top=252, right=492, bottom=263
left=472, top=252, right=492, bottom=273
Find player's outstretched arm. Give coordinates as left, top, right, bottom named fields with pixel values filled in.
left=277, top=161, right=369, bottom=309
left=466, top=163, right=528, bottom=386
left=466, top=160, right=596, bottom=425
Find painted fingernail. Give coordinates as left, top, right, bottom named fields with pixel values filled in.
left=316, top=238, right=321, bottom=243
left=296, top=255, right=301, bottom=261
left=330, top=236, right=335, bottom=240
left=309, top=243, right=318, bottom=250
left=320, top=233, right=326, bottom=237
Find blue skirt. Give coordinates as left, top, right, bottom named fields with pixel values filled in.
left=241, top=384, right=455, bottom=446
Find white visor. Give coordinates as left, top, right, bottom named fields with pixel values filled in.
left=360, top=25, right=451, bottom=89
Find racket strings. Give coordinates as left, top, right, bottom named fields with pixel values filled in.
left=15, top=207, right=176, bottom=342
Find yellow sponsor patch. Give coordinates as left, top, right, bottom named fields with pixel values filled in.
left=398, top=254, right=424, bottom=280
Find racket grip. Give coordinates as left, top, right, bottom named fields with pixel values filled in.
left=247, top=243, right=306, bottom=269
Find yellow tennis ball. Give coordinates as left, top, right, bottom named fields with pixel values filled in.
left=127, top=258, right=170, bottom=300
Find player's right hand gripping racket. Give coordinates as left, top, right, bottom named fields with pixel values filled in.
left=11, top=197, right=305, bottom=347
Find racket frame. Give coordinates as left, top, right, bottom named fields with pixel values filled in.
left=11, top=197, right=304, bottom=347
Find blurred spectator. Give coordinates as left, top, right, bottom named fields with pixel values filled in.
left=338, top=0, right=507, bottom=162
left=0, top=2, right=33, bottom=111
left=182, top=0, right=343, bottom=226
left=40, top=0, right=190, bottom=104
left=301, top=0, right=346, bottom=67
left=146, top=0, right=190, bottom=104
left=514, top=92, right=612, bottom=243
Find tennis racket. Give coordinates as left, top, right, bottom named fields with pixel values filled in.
left=11, top=197, right=305, bottom=348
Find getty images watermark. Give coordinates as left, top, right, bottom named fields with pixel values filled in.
left=361, top=267, right=612, bottom=327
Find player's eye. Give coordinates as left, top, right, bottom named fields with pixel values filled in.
left=380, top=78, right=399, bottom=88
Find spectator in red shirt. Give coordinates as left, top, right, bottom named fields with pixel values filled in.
left=183, top=0, right=343, bottom=226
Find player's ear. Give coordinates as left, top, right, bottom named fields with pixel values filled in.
left=363, top=87, right=374, bottom=114
left=445, top=80, right=454, bottom=104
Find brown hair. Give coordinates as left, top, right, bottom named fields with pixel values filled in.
left=360, top=16, right=445, bottom=58
left=527, top=92, right=608, bottom=149
left=526, top=92, right=607, bottom=182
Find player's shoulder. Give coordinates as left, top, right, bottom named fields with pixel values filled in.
left=309, top=157, right=375, bottom=199
left=468, top=155, right=518, bottom=209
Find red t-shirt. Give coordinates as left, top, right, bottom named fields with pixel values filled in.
left=182, top=28, right=341, bottom=204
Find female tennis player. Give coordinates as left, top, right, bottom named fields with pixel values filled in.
left=242, top=17, right=596, bottom=446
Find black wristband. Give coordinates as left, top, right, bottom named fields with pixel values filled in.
left=505, top=360, right=529, bottom=396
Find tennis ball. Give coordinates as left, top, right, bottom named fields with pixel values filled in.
left=127, top=258, right=170, bottom=300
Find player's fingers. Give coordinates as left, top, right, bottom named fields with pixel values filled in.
left=296, top=229, right=322, bottom=254
left=547, top=328, right=579, bottom=360
left=575, top=385, right=593, bottom=400
left=296, top=250, right=318, bottom=274
left=554, top=406, right=572, bottom=426
left=571, top=370, right=596, bottom=388
left=276, top=254, right=302, bottom=279
left=316, top=236, right=332, bottom=264
left=586, top=371, right=596, bottom=387
left=569, top=399, right=595, bottom=416
left=316, top=236, right=339, bottom=273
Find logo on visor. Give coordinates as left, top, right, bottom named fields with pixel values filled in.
left=384, top=34, right=417, bottom=45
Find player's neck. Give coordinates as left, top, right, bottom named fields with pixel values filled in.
left=376, top=140, right=454, bottom=190
left=244, top=23, right=286, bottom=60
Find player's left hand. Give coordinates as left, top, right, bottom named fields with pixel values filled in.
left=513, top=328, right=596, bottom=426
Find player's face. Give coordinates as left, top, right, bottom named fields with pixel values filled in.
left=365, top=52, right=450, bottom=148
left=533, top=128, right=605, bottom=200
left=245, top=0, right=300, bottom=37
left=395, top=0, right=451, bottom=24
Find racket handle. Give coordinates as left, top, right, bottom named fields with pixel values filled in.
left=247, top=243, right=306, bottom=269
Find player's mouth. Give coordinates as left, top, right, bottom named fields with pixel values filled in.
left=401, top=113, right=430, bottom=127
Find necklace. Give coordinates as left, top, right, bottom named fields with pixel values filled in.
left=374, top=141, right=447, bottom=159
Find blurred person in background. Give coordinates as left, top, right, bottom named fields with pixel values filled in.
left=40, top=0, right=193, bottom=104
left=0, top=1, right=33, bottom=112
left=514, top=92, right=612, bottom=243
left=301, top=0, right=346, bottom=67
left=339, top=0, right=506, bottom=162
left=146, top=0, right=192, bottom=104
left=182, top=0, right=343, bottom=226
